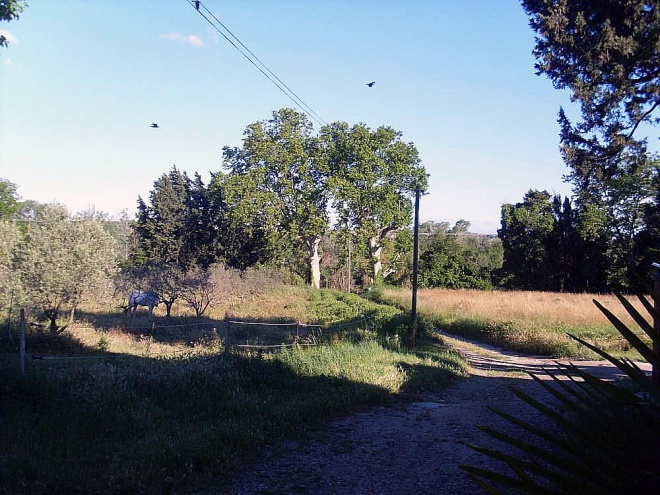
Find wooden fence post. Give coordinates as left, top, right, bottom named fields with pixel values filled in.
left=20, top=309, right=26, bottom=374
left=224, top=312, right=230, bottom=354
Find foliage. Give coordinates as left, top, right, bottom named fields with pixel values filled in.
left=461, top=282, right=660, bottom=494
left=498, top=190, right=619, bottom=292
left=15, top=204, right=117, bottom=332
left=135, top=167, right=222, bottom=271
left=521, top=0, right=660, bottom=289
left=323, top=121, right=428, bottom=283
left=0, top=0, right=27, bottom=48
left=209, top=171, right=283, bottom=270
left=0, top=178, right=20, bottom=219
left=417, top=221, right=501, bottom=290
left=0, top=220, right=22, bottom=310
left=222, top=108, right=331, bottom=288
left=522, top=0, right=659, bottom=147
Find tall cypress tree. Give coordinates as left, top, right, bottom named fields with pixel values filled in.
left=135, top=166, right=192, bottom=268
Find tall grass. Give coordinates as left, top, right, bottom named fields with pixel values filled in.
left=0, top=287, right=466, bottom=494
left=378, top=287, right=649, bottom=359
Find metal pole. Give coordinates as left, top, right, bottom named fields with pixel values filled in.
left=411, top=187, right=420, bottom=345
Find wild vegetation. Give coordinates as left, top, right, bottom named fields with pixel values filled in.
left=0, top=1, right=658, bottom=493
left=0, top=286, right=466, bottom=494
left=376, top=287, right=649, bottom=359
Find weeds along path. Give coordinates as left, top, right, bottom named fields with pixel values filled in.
left=207, top=332, right=651, bottom=495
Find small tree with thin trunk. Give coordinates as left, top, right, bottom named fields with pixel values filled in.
left=182, top=266, right=215, bottom=317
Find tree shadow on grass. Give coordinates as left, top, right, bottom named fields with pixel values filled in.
left=0, top=343, right=423, bottom=495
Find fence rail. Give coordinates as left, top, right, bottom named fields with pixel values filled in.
left=6, top=311, right=375, bottom=371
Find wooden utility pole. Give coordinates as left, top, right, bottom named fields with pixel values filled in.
left=348, top=236, right=352, bottom=294
left=411, top=187, right=420, bottom=345
left=653, top=263, right=660, bottom=386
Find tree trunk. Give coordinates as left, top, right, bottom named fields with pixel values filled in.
left=307, top=236, right=322, bottom=289
left=48, top=312, right=59, bottom=334
left=370, top=237, right=383, bottom=282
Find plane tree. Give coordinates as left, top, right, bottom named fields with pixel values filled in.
left=221, top=108, right=331, bottom=288
left=323, top=122, right=427, bottom=284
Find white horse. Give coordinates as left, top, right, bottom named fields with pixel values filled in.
left=128, top=290, right=159, bottom=317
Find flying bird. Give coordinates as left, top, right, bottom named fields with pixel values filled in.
left=150, top=123, right=159, bottom=128
left=366, top=81, right=375, bottom=87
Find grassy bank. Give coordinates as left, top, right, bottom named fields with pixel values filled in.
left=377, top=287, right=649, bottom=359
left=0, top=287, right=466, bottom=494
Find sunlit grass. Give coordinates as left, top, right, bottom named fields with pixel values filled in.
left=0, top=287, right=465, bottom=494
left=378, top=287, right=649, bottom=359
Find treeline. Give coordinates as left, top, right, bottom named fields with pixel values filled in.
left=499, top=188, right=659, bottom=293
left=130, top=108, right=427, bottom=290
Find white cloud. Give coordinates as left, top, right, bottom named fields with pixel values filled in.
left=0, top=29, right=18, bottom=45
left=3, top=58, right=14, bottom=66
left=159, top=33, right=205, bottom=47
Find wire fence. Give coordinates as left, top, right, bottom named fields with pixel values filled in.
left=4, top=310, right=376, bottom=372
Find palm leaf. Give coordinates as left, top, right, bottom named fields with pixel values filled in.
left=613, top=291, right=655, bottom=339
left=466, top=443, right=602, bottom=492
left=592, top=300, right=659, bottom=366
left=460, top=465, right=564, bottom=495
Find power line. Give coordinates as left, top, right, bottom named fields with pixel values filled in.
left=183, top=0, right=327, bottom=127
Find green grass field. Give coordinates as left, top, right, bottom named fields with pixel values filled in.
left=0, top=287, right=466, bottom=494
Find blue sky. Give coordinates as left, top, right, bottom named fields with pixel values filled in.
left=0, top=0, right=576, bottom=233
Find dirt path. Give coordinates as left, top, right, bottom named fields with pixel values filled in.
left=208, top=333, right=650, bottom=495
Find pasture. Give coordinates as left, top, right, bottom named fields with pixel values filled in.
left=377, top=287, right=650, bottom=359
left=0, top=286, right=466, bottom=494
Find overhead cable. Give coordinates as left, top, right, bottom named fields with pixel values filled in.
left=183, top=0, right=327, bottom=127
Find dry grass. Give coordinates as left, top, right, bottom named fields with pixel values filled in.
left=380, top=288, right=650, bottom=359
left=408, top=289, right=643, bottom=328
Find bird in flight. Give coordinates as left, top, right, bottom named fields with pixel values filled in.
left=150, top=123, right=159, bottom=128
left=366, top=81, right=375, bottom=87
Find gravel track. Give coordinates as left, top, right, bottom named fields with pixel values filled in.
left=198, top=333, right=650, bottom=495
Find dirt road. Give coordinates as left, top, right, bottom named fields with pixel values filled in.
left=212, top=333, right=649, bottom=495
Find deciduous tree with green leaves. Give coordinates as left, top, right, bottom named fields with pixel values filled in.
left=324, top=122, right=427, bottom=284
left=0, top=178, right=20, bottom=219
left=221, top=109, right=331, bottom=288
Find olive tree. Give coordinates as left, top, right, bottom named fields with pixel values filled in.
left=16, top=204, right=117, bottom=332
left=0, top=220, right=23, bottom=311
